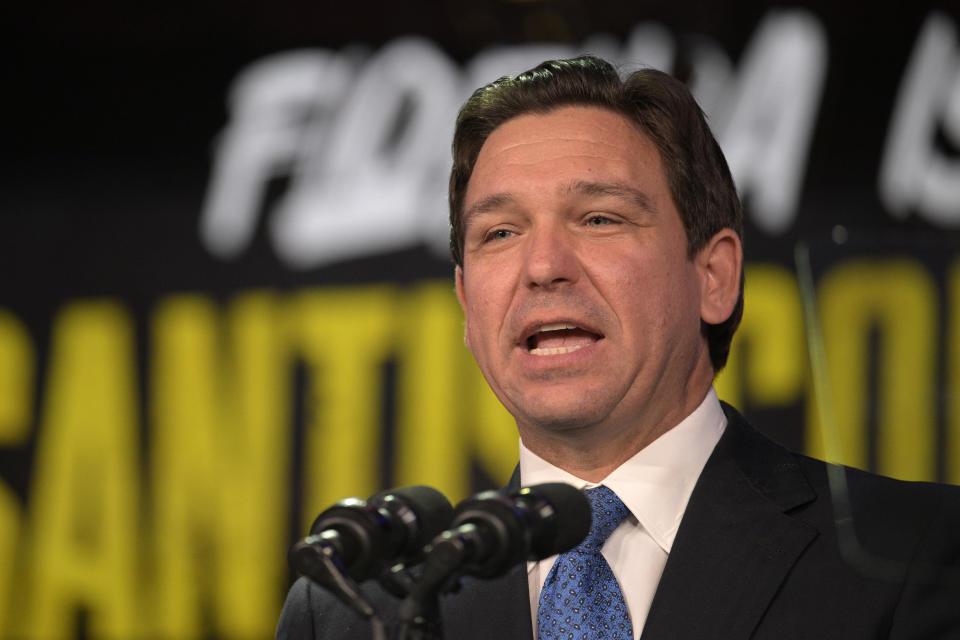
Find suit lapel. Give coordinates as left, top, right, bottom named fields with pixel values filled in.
left=440, top=563, right=532, bottom=639
left=640, top=405, right=819, bottom=639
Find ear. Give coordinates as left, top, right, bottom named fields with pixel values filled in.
left=454, top=266, right=472, bottom=348
left=455, top=265, right=467, bottom=309
left=695, top=228, right=742, bottom=325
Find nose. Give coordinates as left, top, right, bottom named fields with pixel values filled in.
left=522, top=223, right=580, bottom=290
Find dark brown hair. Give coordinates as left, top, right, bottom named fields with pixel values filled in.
left=448, top=55, right=743, bottom=371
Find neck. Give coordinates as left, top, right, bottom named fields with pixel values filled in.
left=519, top=385, right=712, bottom=483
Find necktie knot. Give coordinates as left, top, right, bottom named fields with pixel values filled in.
left=582, top=486, right=630, bottom=551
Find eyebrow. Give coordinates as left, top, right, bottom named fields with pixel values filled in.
left=462, top=180, right=657, bottom=227
left=463, top=193, right=517, bottom=226
left=566, top=180, right=657, bottom=213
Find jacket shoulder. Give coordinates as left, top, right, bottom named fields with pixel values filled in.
left=276, top=576, right=397, bottom=640
left=722, top=401, right=960, bottom=570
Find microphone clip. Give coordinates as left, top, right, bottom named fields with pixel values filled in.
left=288, top=534, right=377, bottom=619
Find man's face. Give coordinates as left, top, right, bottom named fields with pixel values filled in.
left=455, top=106, right=716, bottom=440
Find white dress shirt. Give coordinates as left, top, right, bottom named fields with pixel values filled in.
left=520, top=388, right=727, bottom=637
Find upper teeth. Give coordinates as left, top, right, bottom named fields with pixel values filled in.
left=538, top=323, right=577, bottom=333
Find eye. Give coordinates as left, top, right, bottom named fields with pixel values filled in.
left=586, top=214, right=615, bottom=226
left=484, top=228, right=515, bottom=242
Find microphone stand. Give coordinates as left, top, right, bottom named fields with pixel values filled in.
left=396, top=523, right=489, bottom=640
left=289, top=536, right=387, bottom=640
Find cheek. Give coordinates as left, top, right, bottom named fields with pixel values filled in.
left=600, top=249, right=668, bottom=296
left=464, top=259, right=514, bottom=321
left=462, top=281, right=500, bottom=356
left=604, top=253, right=698, bottom=329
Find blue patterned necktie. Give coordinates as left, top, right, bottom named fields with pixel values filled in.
left=537, top=485, right=633, bottom=639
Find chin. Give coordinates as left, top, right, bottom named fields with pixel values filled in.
left=513, top=396, right=612, bottom=433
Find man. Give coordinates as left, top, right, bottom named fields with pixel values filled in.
left=278, top=56, right=960, bottom=639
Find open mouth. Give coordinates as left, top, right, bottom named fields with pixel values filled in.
left=525, top=323, right=603, bottom=356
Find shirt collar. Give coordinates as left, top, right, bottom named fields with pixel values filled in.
left=518, top=387, right=727, bottom=553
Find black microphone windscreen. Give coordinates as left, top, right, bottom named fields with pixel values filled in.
left=371, top=485, right=455, bottom=550
left=518, top=482, right=591, bottom=558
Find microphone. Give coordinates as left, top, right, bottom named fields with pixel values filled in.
left=289, top=485, right=454, bottom=618
left=397, top=482, right=590, bottom=632
left=435, top=482, right=591, bottom=577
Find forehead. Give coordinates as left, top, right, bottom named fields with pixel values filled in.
left=465, top=106, right=668, bottom=207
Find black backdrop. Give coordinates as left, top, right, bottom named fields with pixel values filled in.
left=3, top=2, right=960, bottom=638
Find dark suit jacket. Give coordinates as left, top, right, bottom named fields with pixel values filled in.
left=276, top=404, right=960, bottom=639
